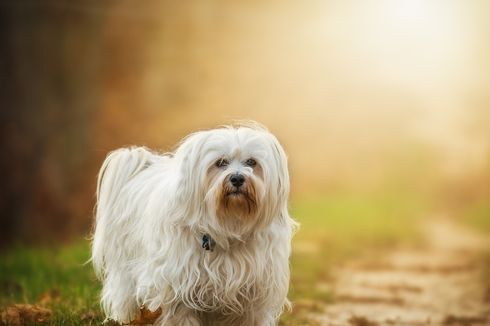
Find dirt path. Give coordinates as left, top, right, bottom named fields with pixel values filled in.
left=313, top=218, right=490, bottom=325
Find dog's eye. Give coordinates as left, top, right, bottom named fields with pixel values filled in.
left=215, top=158, right=229, bottom=168
left=244, top=158, right=257, bottom=167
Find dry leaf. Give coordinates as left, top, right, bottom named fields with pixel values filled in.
left=1, top=304, right=52, bottom=326
left=128, top=307, right=162, bottom=325
left=38, top=289, right=60, bottom=306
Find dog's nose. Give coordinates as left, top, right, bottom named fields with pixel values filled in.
left=229, top=173, right=245, bottom=187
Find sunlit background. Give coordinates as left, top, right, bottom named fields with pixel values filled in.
left=2, top=0, right=489, bottom=243
left=1, top=0, right=489, bottom=324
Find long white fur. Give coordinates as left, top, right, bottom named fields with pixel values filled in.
left=92, top=124, right=297, bottom=325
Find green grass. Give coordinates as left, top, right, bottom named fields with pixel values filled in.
left=464, top=199, right=490, bottom=234
left=0, top=242, right=103, bottom=325
left=0, top=192, right=426, bottom=325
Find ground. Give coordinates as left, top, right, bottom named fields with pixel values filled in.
left=1, top=194, right=489, bottom=325
left=309, top=218, right=490, bottom=325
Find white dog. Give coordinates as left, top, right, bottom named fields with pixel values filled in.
left=92, top=123, right=297, bottom=325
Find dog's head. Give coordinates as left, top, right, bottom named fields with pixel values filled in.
left=174, top=123, right=289, bottom=238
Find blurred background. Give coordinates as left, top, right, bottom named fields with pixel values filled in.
left=1, top=0, right=489, bottom=246
left=0, top=0, right=489, bottom=324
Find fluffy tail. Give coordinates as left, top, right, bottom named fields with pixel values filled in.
left=92, top=147, right=155, bottom=278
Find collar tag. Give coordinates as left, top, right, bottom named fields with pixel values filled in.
left=202, top=234, right=215, bottom=251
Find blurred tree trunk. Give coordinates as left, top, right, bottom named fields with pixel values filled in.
left=0, top=1, right=106, bottom=246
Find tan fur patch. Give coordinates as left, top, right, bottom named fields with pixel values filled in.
left=216, top=176, right=259, bottom=221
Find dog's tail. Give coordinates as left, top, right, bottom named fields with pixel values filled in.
left=92, top=147, right=155, bottom=278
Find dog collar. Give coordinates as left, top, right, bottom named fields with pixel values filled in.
left=202, top=234, right=215, bottom=251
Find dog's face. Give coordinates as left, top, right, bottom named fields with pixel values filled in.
left=208, top=147, right=265, bottom=223
left=176, top=125, right=289, bottom=236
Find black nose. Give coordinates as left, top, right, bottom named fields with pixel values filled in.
left=229, top=173, right=245, bottom=187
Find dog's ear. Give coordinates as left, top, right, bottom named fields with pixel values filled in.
left=263, top=132, right=298, bottom=231
left=270, top=134, right=290, bottom=204
left=173, top=131, right=211, bottom=212
left=261, top=133, right=289, bottom=208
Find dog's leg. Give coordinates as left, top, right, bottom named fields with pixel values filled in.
left=155, top=304, right=200, bottom=326
left=254, top=313, right=279, bottom=326
left=101, top=275, right=139, bottom=323
left=211, top=309, right=276, bottom=326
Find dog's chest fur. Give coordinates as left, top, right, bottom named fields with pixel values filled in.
left=191, top=240, right=270, bottom=313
